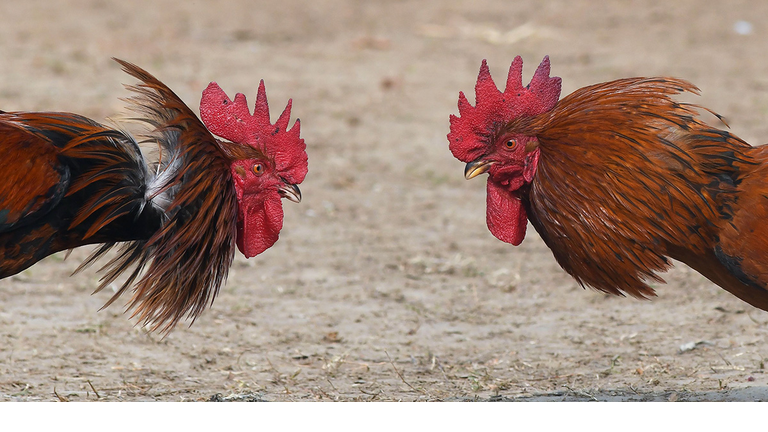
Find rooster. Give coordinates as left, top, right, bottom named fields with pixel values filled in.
left=0, top=59, right=308, bottom=332
left=449, top=56, right=768, bottom=312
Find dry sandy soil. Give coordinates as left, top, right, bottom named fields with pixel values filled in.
left=2, top=0, right=768, bottom=402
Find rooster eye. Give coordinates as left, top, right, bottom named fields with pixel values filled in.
left=253, top=163, right=264, bottom=175
left=505, top=139, right=517, bottom=150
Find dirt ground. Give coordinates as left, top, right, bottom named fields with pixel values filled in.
left=2, top=0, right=768, bottom=402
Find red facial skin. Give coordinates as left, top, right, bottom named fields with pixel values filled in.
left=230, top=158, right=285, bottom=258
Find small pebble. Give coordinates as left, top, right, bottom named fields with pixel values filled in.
left=734, top=20, right=753, bottom=35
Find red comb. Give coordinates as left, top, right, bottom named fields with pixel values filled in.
left=200, top=81, right=308, bottom=184
left=448, top=56, right=562, bottom=163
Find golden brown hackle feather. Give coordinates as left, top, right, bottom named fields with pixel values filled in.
left=84, top=60, right=260, bottom=333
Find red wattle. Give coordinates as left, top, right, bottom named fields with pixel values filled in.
left=486, top=179, right=527, bottom=246
left=236, top=191, right=284, bottom=258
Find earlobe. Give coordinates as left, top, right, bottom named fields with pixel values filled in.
left=231, top=167, right=246, bottom=200
left=523, top=148, right=540, bottom=183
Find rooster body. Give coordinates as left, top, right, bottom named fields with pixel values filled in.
left=0, top=60, right=307, bottom=332
left=0, top=112, right=163, bottom=276
left=449, top=56, right=768, bottom=311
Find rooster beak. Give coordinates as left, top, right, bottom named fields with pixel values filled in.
left=464, top=159, right=494, bottom=180
left=278, top=183, right=302, bottom=203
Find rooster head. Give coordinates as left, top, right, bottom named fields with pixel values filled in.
left=448, top=56, right=561, bottom=245
left=200, top=81, right=308, bottom=258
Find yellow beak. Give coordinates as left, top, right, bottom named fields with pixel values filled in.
left=464, top=159, right=494, bottom=180
left=278, top=183, right=302, bottom=203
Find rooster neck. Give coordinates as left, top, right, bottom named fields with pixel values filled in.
left=523, top=79, right=757, bottom=300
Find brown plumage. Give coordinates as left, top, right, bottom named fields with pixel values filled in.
left=0, top=59, right=307, bottom=333
left=450, top=56, right=768, bottom=312
left=85, top=60, right=243, bottom=332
